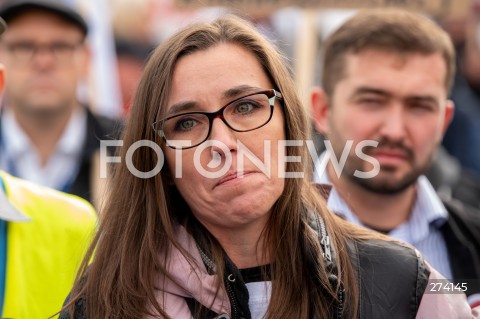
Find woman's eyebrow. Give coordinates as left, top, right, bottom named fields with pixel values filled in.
left=167, top=85, right=262, bottom=116
left=167, top=101, right=198, bottom=116
left=221, top=85, right=261, bottom=99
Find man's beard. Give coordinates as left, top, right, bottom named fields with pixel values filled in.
left=349, top=165, right=420, bottom=195
left=341, top=138, right=431, bottom=195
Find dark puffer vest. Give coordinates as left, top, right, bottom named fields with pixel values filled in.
left=186, top=213, right=430, bottom=319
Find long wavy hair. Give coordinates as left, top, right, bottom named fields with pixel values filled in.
left=65, top=15, right=364, bottom=319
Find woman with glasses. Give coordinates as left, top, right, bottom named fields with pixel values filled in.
left=61, top=15, right=475, bottom=319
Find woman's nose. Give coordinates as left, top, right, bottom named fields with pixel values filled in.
left=208, top=118, right=237, bottom=156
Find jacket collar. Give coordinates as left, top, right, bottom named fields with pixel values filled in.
left=0, top=173, right=31, bottom=222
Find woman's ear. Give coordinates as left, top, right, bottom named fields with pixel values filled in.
left=310, top=87, right=330, bottom=135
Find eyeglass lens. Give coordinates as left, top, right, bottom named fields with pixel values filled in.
left=1, top=41, right=82, bottom=62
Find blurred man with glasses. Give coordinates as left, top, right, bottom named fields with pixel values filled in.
left=0, top=0, right=120, bottom=206
left=0, top=13, right=97, bottom=318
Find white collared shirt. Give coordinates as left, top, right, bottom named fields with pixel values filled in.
left=0, top=107, right=87, bottom=191
left=314, top=152, right=453, bottom=279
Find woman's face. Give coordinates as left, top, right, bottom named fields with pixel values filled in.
left=163, top=43, right=286, bottom=237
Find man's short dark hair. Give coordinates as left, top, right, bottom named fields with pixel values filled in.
left=322, top=8, right=455, bottom=98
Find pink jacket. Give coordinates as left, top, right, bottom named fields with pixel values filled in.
left=148, top=225, right=479, bottom=319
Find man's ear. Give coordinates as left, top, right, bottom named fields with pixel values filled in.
left=442, top=99, right=455, bottom=134
left=310, top=87, right=330, bottom=135
left=81, top=43, right=91, bottom=76
left=0, top=64, right=5, bottom=95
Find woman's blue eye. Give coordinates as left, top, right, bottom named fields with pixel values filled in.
left=175, top=118, right=197, bottom=131
left=236, top=103, right=253, bottom=113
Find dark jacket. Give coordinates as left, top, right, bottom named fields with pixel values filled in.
left=426, top=146, right=480, bottom=209
left=205, top=238, right=430, bottom=319
left=441, top=196, right=480, bottom=295
left=0, top=106, right=122, bottom=203
left=186, top=238, right=430, bottom=319
left=68, top=108, right=122, bottom=202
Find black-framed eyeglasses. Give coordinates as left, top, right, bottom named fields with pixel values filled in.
left=152, top=89, right=283, bottom=150
left=0, top=40, right=84, bottom=63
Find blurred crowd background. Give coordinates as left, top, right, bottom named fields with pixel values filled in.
left=2, top=0, right=480, bottom=198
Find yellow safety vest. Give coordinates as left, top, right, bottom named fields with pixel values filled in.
left=0, top=171, right=97, bottom=319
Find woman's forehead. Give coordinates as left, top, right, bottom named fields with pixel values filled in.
left=166, top=43, right=273, bottom=111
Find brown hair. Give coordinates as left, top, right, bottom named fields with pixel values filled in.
left=65, top=15, right=363, bottom=319
left=322, top=8, right=456, bottom=98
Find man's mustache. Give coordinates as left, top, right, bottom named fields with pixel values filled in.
left=363, top=138, right=414, bottom=161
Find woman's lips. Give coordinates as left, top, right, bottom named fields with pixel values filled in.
left=215, top=171, right=256, bottom=187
